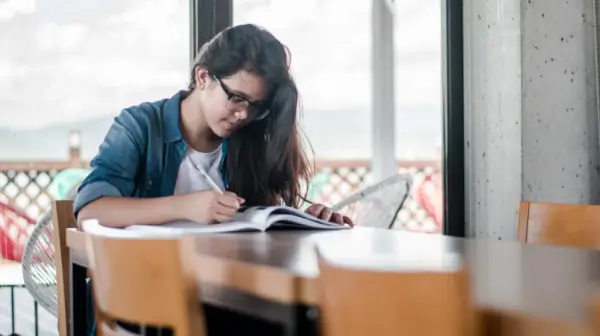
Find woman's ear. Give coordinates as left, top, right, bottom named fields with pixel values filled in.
left=195, top=67, right=209, bottom=90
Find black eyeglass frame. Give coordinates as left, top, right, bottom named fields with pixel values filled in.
left=213, top=75, right=270, bottom=121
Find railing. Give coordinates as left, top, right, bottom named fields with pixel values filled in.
left=0, top=161, right=87, bottom=221
left=0, top=159, right=437, bottom=239
left=0, top=260, right=51, bottom=336
left=0, top=284, right=43, bottom=336
left=0, top=158, right=440, bottom=232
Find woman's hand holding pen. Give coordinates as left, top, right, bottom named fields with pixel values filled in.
left=185, top=162, right=245, bottom=224
left=182, top=190, right=245, bottom=224
left=208, top=191, right=245, bottom=223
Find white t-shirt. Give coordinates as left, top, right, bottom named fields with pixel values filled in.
left=173, top=145, right=224, bottom=195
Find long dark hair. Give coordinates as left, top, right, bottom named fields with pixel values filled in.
left=189, top=24, right=312, bottom=207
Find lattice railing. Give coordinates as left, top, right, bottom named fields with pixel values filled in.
left=0, top=170, right=58, bottom=221
left=0, top=160, right=441, bottom=233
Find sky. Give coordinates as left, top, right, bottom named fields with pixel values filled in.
left=0, top=0, right=443, bottom=160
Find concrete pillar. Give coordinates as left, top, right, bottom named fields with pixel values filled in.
left=464, top=0, right=600, bottom=239
left=371, top=0, right=397, bottom=182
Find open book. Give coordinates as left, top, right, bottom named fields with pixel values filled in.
left=125, top=205, right=349, bottom=234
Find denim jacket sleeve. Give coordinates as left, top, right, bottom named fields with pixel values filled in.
left=73, top=109, right=146, bottom=218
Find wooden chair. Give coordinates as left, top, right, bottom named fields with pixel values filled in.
left=517, top=201, right=600, bottom=249
left=590, top=292, right=600, bottom=336
left=315, top=247, right=477, bottom=336
left=52, top=200, right=78, bottom=336
left=86, top=232, right=205, bottom=335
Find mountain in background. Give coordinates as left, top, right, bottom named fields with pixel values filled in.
left=0, top=116, right=112, bottom=161
left=0, top=108, right=439, bottom=161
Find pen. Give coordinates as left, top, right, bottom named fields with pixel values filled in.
left=190, top=159, right=223, bottom=194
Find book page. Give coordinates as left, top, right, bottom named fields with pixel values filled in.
left=251, top=206, right=349, bottom=230
left=124, top=207, right=281, bottom=234
left=233, top=206, right=283, bottom=229
left=82, top=219, right=184, bottom=238
left=267, top=214, right=348, bottom=230
left=124, top=205, right=348, bottom=233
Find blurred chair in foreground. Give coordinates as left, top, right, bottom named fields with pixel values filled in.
left=316, top=246, right=477, bottom=336
left=85, top=223, right=205, bottom=336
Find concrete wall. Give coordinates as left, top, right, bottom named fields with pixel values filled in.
left=464, top=0, right=600, bottom=239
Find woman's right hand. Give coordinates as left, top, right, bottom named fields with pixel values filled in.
left=182, top=190, right=245, bottom=224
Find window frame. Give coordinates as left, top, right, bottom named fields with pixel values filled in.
left=441, top=0, right=466, bottom=237
left=189, top=0, right=232, bottom=64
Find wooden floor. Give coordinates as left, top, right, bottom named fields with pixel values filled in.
left=0, top=262, right=58, bottom=336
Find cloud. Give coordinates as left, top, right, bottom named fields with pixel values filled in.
left=0, top=0, right=442, bottom=136
left=0, top=0, right=35, bottom=21
left=35, top=22, right=87, bottom=50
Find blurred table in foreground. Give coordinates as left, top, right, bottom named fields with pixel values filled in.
left=67, top=228, right=600, bottom=335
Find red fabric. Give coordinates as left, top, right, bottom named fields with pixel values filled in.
left=412, top=173, right=443, bottom=233
left=0, top=201, right=36, bottom=262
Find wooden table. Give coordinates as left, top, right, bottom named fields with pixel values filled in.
left=66, top=227, right=600, bottom=335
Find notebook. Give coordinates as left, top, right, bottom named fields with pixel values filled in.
left=125, top=205, right=350, bottom=234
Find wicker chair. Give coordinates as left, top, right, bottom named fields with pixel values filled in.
left=331, top=174, right=412, bottom=229
left=21, top=186, right=80, bottom=317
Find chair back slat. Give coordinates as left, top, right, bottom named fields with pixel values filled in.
left=52, top=200, right=77, bottom=336
left=517, top=201, right=600, bottom=249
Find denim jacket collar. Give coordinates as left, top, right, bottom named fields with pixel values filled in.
left=162, top=90, right=188, bottom=143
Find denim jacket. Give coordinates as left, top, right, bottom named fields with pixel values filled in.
left=73, top=91, right=228, bottom=218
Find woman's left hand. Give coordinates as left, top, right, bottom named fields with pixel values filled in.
left=305, top=204, right=354, bottom=227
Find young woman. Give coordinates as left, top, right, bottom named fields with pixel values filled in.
left=75, top=24, right=353, bottom=228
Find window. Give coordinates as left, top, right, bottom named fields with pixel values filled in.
left=0, top=0, right=189, bottom=220
left=235, top=0, right=372, bottom=160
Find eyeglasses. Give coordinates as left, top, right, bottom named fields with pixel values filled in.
left=213, top=75, right=270, bottom=121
